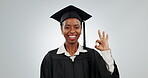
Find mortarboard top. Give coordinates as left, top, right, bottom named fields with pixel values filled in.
left=50, top=5, right=92, bottom=49
left=50, top=5, right=92, bottom=23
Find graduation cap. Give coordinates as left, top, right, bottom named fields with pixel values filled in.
left=50, top=5, right=92, bottom=49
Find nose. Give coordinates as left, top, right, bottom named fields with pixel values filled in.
left=70, top=27, right=75, bottom=33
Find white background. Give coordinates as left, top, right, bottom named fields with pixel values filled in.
left=0, top=0, right=148, bottom=78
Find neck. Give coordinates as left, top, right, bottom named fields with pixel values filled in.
left=64, top=42, right=78, bottom=56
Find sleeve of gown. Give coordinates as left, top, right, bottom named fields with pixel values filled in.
left=93, top=49, right=119, bottom=78
left=40, top=53, right=52, bottom=78
left=101, top=50, right=114, bottom=73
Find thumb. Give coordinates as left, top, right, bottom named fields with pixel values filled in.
left=96, top=40, right=102, bottom=44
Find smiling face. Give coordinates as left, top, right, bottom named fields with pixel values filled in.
left=61, top=18, right=82, bottom=44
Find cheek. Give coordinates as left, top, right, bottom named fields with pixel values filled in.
left=78, top=29, right=82, bottom=34
left=62, top=30, right=68, bottom=36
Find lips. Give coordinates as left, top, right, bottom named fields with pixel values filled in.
left=68, top=35, right=77, bottom=40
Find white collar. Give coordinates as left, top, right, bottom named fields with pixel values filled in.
left=57, top=44, right=87, bottom=56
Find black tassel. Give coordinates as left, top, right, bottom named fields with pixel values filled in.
left=83, top=21, right=86, bottom=49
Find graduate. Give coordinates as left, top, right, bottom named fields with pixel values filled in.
left=40, top=5, right=119, bottom=78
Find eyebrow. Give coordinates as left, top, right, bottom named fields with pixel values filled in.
left=74, top=24, right=81, bottom=26
left=64, top=24, right=81, bottom=26
left=65, top=24, right=71, bottom=26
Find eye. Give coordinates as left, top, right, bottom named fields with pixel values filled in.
left=65, top=26, right=70, bottom=29
left=74, top=26, right=80, bottom=29
left=74, top=24, right=81, bottom=29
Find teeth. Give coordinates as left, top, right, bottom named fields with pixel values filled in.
left=69, top=36, right=76, bottom=38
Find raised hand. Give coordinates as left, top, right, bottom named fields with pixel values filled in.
left=95, top=30, right=110, bottom=51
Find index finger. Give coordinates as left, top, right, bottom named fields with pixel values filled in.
left=98, top=30, right=103, bottom=39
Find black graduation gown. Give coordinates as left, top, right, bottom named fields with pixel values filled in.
left=40, top=47, right=119, bottom=78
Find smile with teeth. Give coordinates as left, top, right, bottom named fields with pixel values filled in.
left=69, top=36, right=76, bottom=38
left=68, top=35, right=77, bottom=40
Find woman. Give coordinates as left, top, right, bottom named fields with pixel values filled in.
left=41, top=5, right=119, bottom=78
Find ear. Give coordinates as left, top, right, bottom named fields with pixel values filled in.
left=60, top=26, right=64, bottom=35
left=80, top=25, right=82, bottom=34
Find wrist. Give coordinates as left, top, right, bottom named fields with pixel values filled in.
left=100, top=48, right=110, bottom=51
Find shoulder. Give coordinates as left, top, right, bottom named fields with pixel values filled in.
left=43, top=48, right=59, bottom=60
left=85, top=47, right=95, bottom=51
left=48, top=48, right=59, bottom=55
left=85, top=47, right=102, bottom=58
left=85, top=47, right=99, bottom=54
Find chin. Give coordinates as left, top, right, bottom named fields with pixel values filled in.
left=66, top=40, right=78, bottom=44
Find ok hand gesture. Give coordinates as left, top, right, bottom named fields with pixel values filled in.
left=95, top=30, right=110, bottom=51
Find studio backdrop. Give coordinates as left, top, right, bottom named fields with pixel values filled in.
left=0, top=0, right=148, bottom=78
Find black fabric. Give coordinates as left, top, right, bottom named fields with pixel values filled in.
left=50, top=5, right=92, bottom=23
left=60, top=11, right=82, bottom=23
left=40, top=47, right=119, bottom=78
